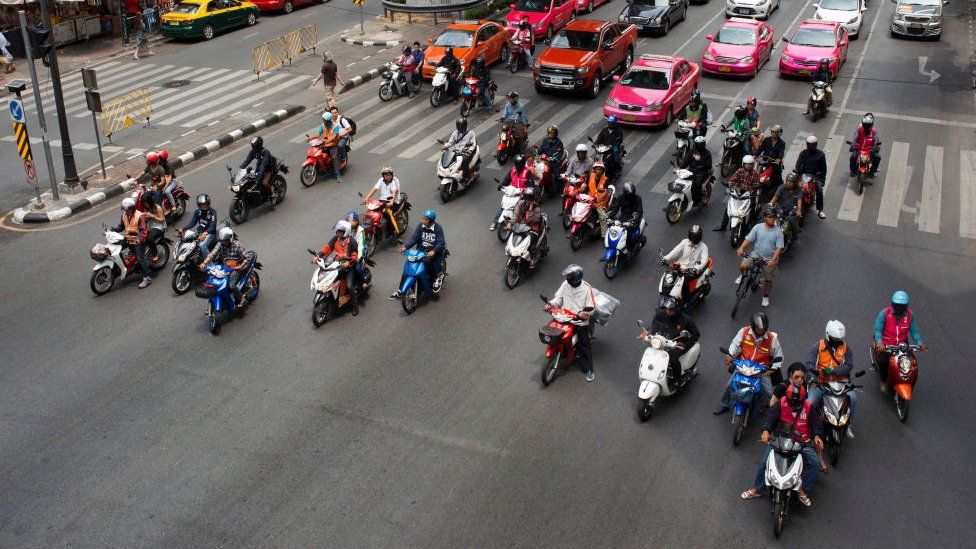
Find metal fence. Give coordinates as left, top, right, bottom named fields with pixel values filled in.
left=250, top=24, right=317, bottom=79
left=98, top=88, right=152, bottom=141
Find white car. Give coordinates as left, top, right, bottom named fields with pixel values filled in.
left=813, top=0, right=866, bottom=38
left=725, top=0, right=779, bottom=19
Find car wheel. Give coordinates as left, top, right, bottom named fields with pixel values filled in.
left=681, top=5, right=688, bottom=21
left=620, top=49, right=633, bottom=75
left=664, top=106, right=674, bottom=127
left=588, top=71, right=601, bottom=98
left=202, top=24, right=214, bottom=40
left=283, top=0, right=293, bottom=13
left=499, top=44, right=510, bottom=66
left=661, top=18, right=670, bottom=35
left=246, top=12, right=257, bottom=26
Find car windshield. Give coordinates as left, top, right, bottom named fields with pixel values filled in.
left=790, top=28, right=836, bottom=47
left=550, top=30, right=600, bottom=51
left=902, top=0, right=939, bottom=5
left=620, top=67, right=669, bottom=90
left=514, top=0, right=550, bottom=12
left=715, top=27, right=756, bottom=45
left=434, top=30, right=474, bottom=47
left=820, top=0, right=859, bottom=8
left=171, top=3, right=201, bottom=13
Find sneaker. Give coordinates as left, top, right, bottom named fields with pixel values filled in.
left=585, top=370, right=595, bottom=382
left=488, top=223, right=496, bottom=231
left=818, top=210, right=826, bottom=219
left=138, top=277, right=152, bottom=289
left=846, top=426, right=854, bottom=439
left=802, top=109, right=810, bottom=115
left=389, top=291, right=401, bottom=300
left=713, top=405, right=730, bottom=416
left=734, top=275, right=742, bottom=286
left=879, top=381, right=888, bottom=393
left=761, top=296, right=770, bottom=307
left=712, top=225, right=725, bottom=232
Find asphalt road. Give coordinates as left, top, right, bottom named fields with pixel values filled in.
left=1, top=0, right=974, bottom=546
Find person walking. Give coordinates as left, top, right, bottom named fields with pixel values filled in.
left=132, top=7, right=153, bottom=60
left=312, top=52, right=344, bottom=110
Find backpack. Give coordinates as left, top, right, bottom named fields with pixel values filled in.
left=346, top=117, right=357, bottom=136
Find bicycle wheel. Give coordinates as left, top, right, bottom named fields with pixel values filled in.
left=731, top=271, right=751, bottom=318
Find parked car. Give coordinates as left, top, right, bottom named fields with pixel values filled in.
left=813, top=0, right=866, bottom=38
left=725, top=0, right=780, bottom=19
left=505, top=0, right=576, bottom=42
left=618, top=0, right=689, bottom=36
left=422, top=20, right=511, bottom=79
left=161, top=0, right=260, bottom=41
left=702, top=18, right=775, bottom=78
left=604, top=54, right=700, bottom=126
left=248, top=0, right=316, bottom=13
left=573, top=0, right=613, bottom=14
left=890, top=0, right=947, bottom=39
left=779, top=20, right=848, bottom=78
left=534, top=20, right=638, bottom=98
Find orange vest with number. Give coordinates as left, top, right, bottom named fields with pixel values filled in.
left=816, top=339, right=847, bottom=383
left=740, top=327, right=776, bottom=367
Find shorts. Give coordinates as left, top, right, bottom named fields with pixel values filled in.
left=740, top=257, right=777, bottom=281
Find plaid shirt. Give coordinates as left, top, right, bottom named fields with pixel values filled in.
left=206, top=240, right=247, bottom=264
left=728, top=167, right=759, bottom=192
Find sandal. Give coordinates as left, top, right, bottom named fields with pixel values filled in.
left=798, top=493, right=812, bottom=507
left=819, top=462, right=829, bottom=474
left=740, top=489, right=762, bottom=500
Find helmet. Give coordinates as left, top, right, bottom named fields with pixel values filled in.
left=346, top=210, right=359, bottom=221
left=820, top=58, right=830, bottom=66
left=693, top=135, right=706, bottom=148
left=562, top=264, right=584, bottom=287
left=742, top=154, right=755, bottom=165
left=750, top=312, right=769, bottom=336
left=444, top=46, right=454, bottom=56
left=455, top=116, right=468, bottom=133
left=761, top=204, right=777, bottom=218
left=513, top=154, right=526, bottom=170
left=196, top=193, right=211, bottom=206
left=381, top=166, right=394, bottom=176
left=422, top=209, right=436, bottom=222
left=523, top=186, right=536, bottom=199
left=575, top=143, right=588, bottom=153
left=785, top=171, right=798, bottom=183
left=145, top=152, right=159, bottom=163
left=250, top=136, right=263, bottom=150
left=659, top=295, right=679, bottom=311
left=688, top=224, right=702, bottom=245
left=607, top=115, right=618, bottom=125
left=734, top=107, right=747, bottom=119
left=592, top=160, right=605, bottom=171
left=786, top=383, right=807, bottom=408
left=159, top=149, right=169, bottom=160
left=806, top=135, right=818, bottom=145
left=770, top=124, right=782, bottom=134
left=335, top=220, right=351, bottom=234
left=690, top=89, right=701, bottom=104
left=891, top=291, right=909, bottom=305
left=547, top=125, right=558, bottom=136
left=746, top=97, right=758, bottom=107
left=622, top=182, right=635, bottom=196
left=322, top=112, right=333, bottom=123
left=218, top=227, right=234, bottom=241
left=861, top=113, right=874, bottom=128
left=402, top=45, right=411, bottom=54
left=507, top=91, right=519, bottom=100
left=121, top=197, right=136, bottom=210
left=825, top=320, right=846, bottom=346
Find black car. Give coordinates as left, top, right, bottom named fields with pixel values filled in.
left=618, top=0, right=689, bottom=36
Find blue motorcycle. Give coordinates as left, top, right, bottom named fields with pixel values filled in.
left=720, top=347, right=768, bottom=446
left=602, top=218, right=646, bottom=280
left=397, top=247, right=447, bottom=314
left=195, top=253, right=261, bottom=335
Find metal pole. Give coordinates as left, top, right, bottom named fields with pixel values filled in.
left=17, top=10, right=59, bottom=201
left=15, top=90, right=43, bottom=208
left=38, top=0, right=81, bottom=188
left=360, top=3, right=365, bottom=35
left=91, top=110, right=106, bottom=178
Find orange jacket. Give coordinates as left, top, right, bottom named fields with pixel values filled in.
left=587, top=173, right=610, bottom=208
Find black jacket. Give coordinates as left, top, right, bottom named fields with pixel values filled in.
left=440, top=55, right=461, bottom=77
left=811, top=66, right=832, bottom=83
left=756, top=136, right=786, bottom=162
left=650, top=310, right=700, bottom=347
left=794, top=148, right=827, bottom=182
left=241, top=148, right=275, bottom=178
left=617, top=193, right=643, bottom=223
left=596, top=126, right=624, bottom=148
left=683, top=148, right=713, bottom=178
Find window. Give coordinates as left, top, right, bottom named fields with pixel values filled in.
left=715, top=26, right=757, bottom=46
left=679, top=63, right=692, bottom=78
left=514, top=0, right=550, bottom=12
left=207, top=1, right=219, bottom=11
left=477, top=27, right=489, bottom=42
left=759, top=26, right=771, bottom=42
left=483, top=25, right=498, bottom=39
left=171, top=3, right=201, bottom=13
left=619, top=68, right=669, bottom=90
left=551, top=30, right=600, bottom=50
left=602, top=25, right=619, bottom=47
left=434, top=30, right=474, bottom=47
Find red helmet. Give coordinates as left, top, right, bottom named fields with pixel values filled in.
left=146, top=152, right=159, bottom=163
left=746, top=97, right=758, bottom=106
left=786, top=383, right=807, bottom=407
left=158, top=149, right=169, bottom=160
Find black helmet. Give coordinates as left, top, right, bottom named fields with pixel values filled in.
left=820, top=58, right=830, bottom=67
left=861, top=113, right=874, bottom=130
left=660, top=295, right=679, bottom=312
left=562, top=264, right=584, bottom=287
left=455, top=116, right=468, bottom=133
left=402, top=45, right=411, bottom=54
left=734, top=106, right=746, bottom=119
left=196, top=193, right=211, bottom=206
left=785, top=171, right=798, bottom=184
left=688, top=224, right=702, bottom=245
left=786, top=383, right=807, bottom=409
left=693, top=135, right=707, bottom=150
left=250, top=136, right=263, bottom=150
left=547, top=125, right=559, bottom=136
left=750, top=312, right=769, bottom=336
left=444, top=46, right=454, bottom=56
left=513, top=154, right=526, bottom=170
left=622, top=181, right=635, bottom=196
left=476, top=56, right=485, bottom=66
left=761, top=204, right=777, bottom=218
left=690, top=89, right=701, bottom=104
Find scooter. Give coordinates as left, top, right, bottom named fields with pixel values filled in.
left=539, top=294, right=594, bottom=387
left=665, top=168, right=712, bottom=224
left=846, top=139, right=876, bottom=196
left=719, top=347, right=769, bottom=446
left=496, top=119, right=528, bottom=165
left=227, top=164, right=287, bottom=224
left=533, top=148, right=567, bottom=197
left=195, top=253, right=261, bottom=335
left=504, top=221, right=547, bottom=288
left=378, top=61, right=420, bottom=102
left=459, top=76, right=496, bottom=117
left=171, top=228, right=208, bottom=295
left=756, top=156, right=777, bottom=197
left=635, top=320, right=701, bottom=421
left=567, top=192, right=600, bottom=251
left=588, top=136, right=625, bottom=183
left=672, top=119, right=696, bottom=167
left=508, top=38, right=527, bottom=73
left=359, top=193, right=411, bottom=252
left=719, top=126, right=746, bottom=178
left=602, top=217, right=645, bottom=280
left=131, top=180, right=189, bottom=220
left=818, top=370, right=865, bottom=467
left=397, top=246, right=448, bottom=314
left=430, top=64, right=462, bottom=108
left=308, top=249, right=371, bottom=326
left=798, top=173, right=817, bottom=227
left=808, top=81, right=829, bottom=122
left=300, top=137, right=347, bottom=187
left=89, top=229, right=170, bottom=295
left=873, top=343, right=922, bottom=422
left=657, top=252, right=713, bottom=309
left=765, top=434, right=805, bottom=538
left=491, top=183, right=525, bottom=242
left=778, top=206, right=799, bottom=255
left=560, top=174, right=585, bottom=230
left=435, top=138, right=481, bottom=203
left=726, top=186, right=754, bottom=247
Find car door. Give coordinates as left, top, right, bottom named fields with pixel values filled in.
left=758, top=24, right=772, bottom=64
left=556, top=0, right=573, bottom=28
left=600, top=25, right=620, bottom=71
left=483, top=25, right=502, bottom=64
left=226, top=0, right=246, bottom=27
left=837, top=27, right=849, bottom=64
left=205, top=1, right=223, bottom=31
left=675, top=62, right=693, bottom=107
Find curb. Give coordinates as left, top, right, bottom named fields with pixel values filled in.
left=339, top=34, right=400, bottom=47
left=340, top=66, right=387, bottom=94
left=12, top=105, right=306, bottom=224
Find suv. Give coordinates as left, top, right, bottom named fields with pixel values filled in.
left=533, top=20, right=638, bottom=97
left=890, top=0, right=947, bottom=39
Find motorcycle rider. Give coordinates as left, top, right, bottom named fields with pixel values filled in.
left=849, top=113, right=881, bottom=178
left=346, top=210, right=370, bottom=290
left=802, top=58, right=834, bottom=115
left=735, top=206, right=784, bottom=308
left=586, top=161, right=613, bottom=238
left=661, top=225, right=709, bottom=302
left=141, top=193, right=167, bottom=262
left=180, top=193, right=217, bottom=258
left=112, top=197, right=152, bottom=289
left=564, top=143, right=593, bottom=181
left=240, top=136, right=279, bottom=203
left=498, top=91, right=529, bottom=150
left=493, top=154, right=536, bottom=230
left=595, top=116, right=624, bottom=178
left=442, top=117, right=478, bottom=180
left=794, top=135, right=828, bottom=219
left=396, top=45, right=418, bottom=98
left=514, top=18, right=534, bottom=66
left=614, top=182, right=644, bottom=253
left=714, top=312, right=784, bottom=415
left=805, top=320, right=858, bottom=439
left=724, top=106, right=754, bottom=155
left=682, top=135, right=713, bottom=210
left=316, top=220, right=361, bottom=316
left=394, top=209, right=446, bottom=300
left=873, top=291, right=926, bottom=392
left=535, top=125, right=565, bottom=187
left=511, top=186, right=549, bottom=267
left=649, top=296, right=701, bottom=391
left=744, top=97, right=762, bottom=153
left=439, top=46, right=463, bottom=99
left=470, top=56, right=493, bottom=109
left=769, top=171, right=804, bottom=239
left=309, top=113, right=346, bottom=183
left=678, top=90, right=712, bottom=138
left=410, top=41, right=425, bottom=85
left=157, top=149, right=178, bottom=214
left=329, top=106, right=354, bottom=162
left=136, top=152, right=167, bottom=207
left=754, top=124, right=785, bottom=202
left=548, top=264, right=596, bottom=381
left=200, top=227, right=252, bottom=308
left=714, top=155, right=759, bottom=232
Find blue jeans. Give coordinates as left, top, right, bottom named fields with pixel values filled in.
left=753, top=444, right=820, bottom=493
left=807, top=385, right=858, bottom=425
left=199, top=233, right=215, bottom=259
left=338, top=137, right=348, bottom=161
left=480, top=84, right=493, bottom=108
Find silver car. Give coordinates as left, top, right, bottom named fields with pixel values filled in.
left=890, top=0, right=947, bottom=39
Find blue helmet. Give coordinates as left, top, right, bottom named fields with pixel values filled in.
left=891, top=291, right=909, bottom=305
left=346, top=210, right=358, bottom=220
left=422, top=209, right=436, bottom=222
left=607, top=115, right=618, bottom=125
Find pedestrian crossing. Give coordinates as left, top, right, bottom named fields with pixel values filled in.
left=18, top=60, right=309, bottom=129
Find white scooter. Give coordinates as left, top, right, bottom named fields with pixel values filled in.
left=435, top=138, right=481, bottom=203
left=657, top=251, right=714, bottom=309
left=635, top=319, right=701, bottom=421
left=503, top=218, right=547, bottom=289
left=491, top=183, right=524, bottom=243
left=727, top=186, right=754, bottom=247
left=665, top=168, right=713, bottom=224
left=89, top=229, right=169, bottom=295
left=430, top=61, right=461, bottom=108
left=766, top=434, right=805, bottom=538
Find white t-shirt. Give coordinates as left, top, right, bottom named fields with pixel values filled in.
left=373, top=176, right=400, bottom=200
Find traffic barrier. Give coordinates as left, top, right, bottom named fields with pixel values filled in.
left=98, top=88, right=152, bottom=141
left=250, top=24, right=317, bottom=79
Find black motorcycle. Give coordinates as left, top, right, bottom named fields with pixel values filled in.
left=588, top=135, right=626, bottom=183
left=719, top=125, right=746, bottom=178
left=227, top=161, right=287, bottom=224
left=817, top=370, right=865, bottom=467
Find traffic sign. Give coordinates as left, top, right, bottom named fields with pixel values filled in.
left=11, top=121, right=32, bottom=160
left=24, top=159, right=36, bottom=181
left=8, top=99, right=25, bottom=124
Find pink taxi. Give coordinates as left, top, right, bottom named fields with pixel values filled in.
left=603, top=54, right=700, bottom=127
left=779, top=20, right=849, bottom=78
left=701, top=18, right=775, bottom=78
left=505, top=0, right=575, bottom=42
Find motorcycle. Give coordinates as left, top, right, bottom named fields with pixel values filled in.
left=719, top=126, right=746, bottom=178
left=665, top=168, right=713, bottom=224
left=504, top=221, right=547, bottom=288
left=301, top=136, right=347, bottom=187
left=496, top=119, right=528, bottom=165
left=873, top=343, right=922, bottom=422
left=818, top=370, right=865, bottom=466
left=635, top=320, right=701, bottom=421
left=89, top=229, right=171, bottom=295
left=798, top=173, right=817, bottom=227
left=435, top=138, right=481, bottom=203
left=588, top=136, right=625, bottom=182
left=602, top=217, right=646, bottom=279
left=459, top=76, right=496, bottom=117
left=359, top=193, right=411, bottom=252
left=131, top=180, right=189, bottom=220
left=491, top=183, right=525, bottom=243
left=567, top=192, right=601, bottom=251
left=756, top=156, right=778, bottom=199
left=508, top=38, right=527, bottom=73
left=778, top=206, right=799, bottom=255
left=657, top=252, right=713, bottom=309
left=195, top=254, right=261, bottom=335
left=765, top=434, right=805, bottom=538
left=227, top=163, right=287, bottom=224
left=171, top=228, right=208, bottom=295
left=532, top=148, right=567, bottom=197
left=846, top=139, right=875, bottom=195
left=726, top=186, right=754, bottom=247
left=539, top=294, right=594, bottom=387
left=808, top=81, right=829, bottom=122
left=560, top=174, right=586, bottom=230
left=396, top=246, right=448, bottom=314
left=719, top=347, right=768, bottom=446
left=308, top=249, right=371, bottom=326
left=429, top=64, right=461, bottom=108
left=672, top=119, right=697, bottom=167
left=378, top=61, right=420, bottom=102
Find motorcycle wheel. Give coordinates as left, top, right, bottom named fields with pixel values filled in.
left=497, top=151, right=509, bottom=166
left=541, top=351, right=560, bottom=387
left=828, top=438, right=840, bottom=466
left=638, top=401, right=654, bottom=422
left=504, top=262, right=521, bottom=289
left=665, top=201, right=682, bottom=224
left=301, top=165, right=317, bottom=187
left=856, top=172, right=866, bottom=195
left=561, top=210, right=573, bottom=230
left=510, top=54, right=519, bottom=74
left=459, top=100, right=471, bottom=118
left=570, top=229, right=584, bottom=251
left=273, top=176, right=287, bottom=204
left=603, top=255, right=620, bottom=279
left=773, top=499, right=786, bottom=538
left=396, top=210, right=409, bottom=236
left=229, top=199, right=249, bottom=224
left=439, top=185, right=453, bottom=204
left=721, top=154, right=735, bottom=178
left=89, top=266, right=114, bottom=296
left=170, top=196, right=187, bottom=219
left=312, top=296, right=338, bottom=327
left=732, top=411, right=746, bottom=446
left=208, top=308, right=224, bottom=336
left=401, top=285, right=419, bottom=314
left=430, top=88, right=443, bottom=108
left=730, top=224, right=744, bottom=247
left=731, top=272, right=750, bottom=318
left=378, top=83, right=394, bottom=102
left=895, top=394, right=910, bottom=423
left=701, top=180, right=713, bottom=206
left=498, top=224, right=512, bottom=244
left=149, top=241, right=170, bottom=271
left=172, top=265, right=192, bottom=295
left=246, top=271, right=260, bottom=301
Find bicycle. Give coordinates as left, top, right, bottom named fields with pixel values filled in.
left=731, top=254, right=768, bottom=318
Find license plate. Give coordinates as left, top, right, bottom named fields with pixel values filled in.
left=718, top=66, right=731, bottom=72
left=551, top=77, right=565, bottom=84
left=798, top=69, right=812, bottom=74
left=909, top=23, right=923, bottom=29
left=622, top=114, right=636, bottom=122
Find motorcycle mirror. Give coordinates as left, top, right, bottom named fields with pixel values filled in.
left=307, top=249, right=318, bottom=256
left=539, top=294, right=549, bottom=303
left=718, top=346, right=732, bottom=356
left=636, top=319, right=645, bottom=330
left=855, top=370, right=866, bottom=377
left=587, top=136, right=594, bottom=143
left=226, top=165, right=232, bottom=172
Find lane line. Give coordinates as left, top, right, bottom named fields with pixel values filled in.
left=155, top=72, right=292, bottom=123
left=833, top=135, right=863, bottom=221
left=961, top=150, right=976, bottom=239
left=876, top=141, right=911, bottom=227
left=186, top=76, right=311, bottom=127
left=918, top=145, right=942, bottom=233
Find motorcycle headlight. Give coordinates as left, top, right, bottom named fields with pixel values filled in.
left=177, top=252, right=189, bottom=262
left=644, top=103, right=663, bottom=112
left=606, top=97, right=618, bottom=108
left=823, top=408, right=838, bottom=425
left=664, top=272, right=675, bottom=284
left=898, top=356, right=912, bottom=374
left=577, top=66, right=589, bottom=74
left=839, top=410, right=850, bottom=425
left=230, top=184, right=240, bottom=192
left=462, top=86, right=472, bottom=96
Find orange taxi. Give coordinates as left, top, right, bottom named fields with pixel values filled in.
left=422, top=20, right=512, bottom=79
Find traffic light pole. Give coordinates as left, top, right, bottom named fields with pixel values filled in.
left=17, top=10, right=59, bottom=201
left=38, top=0, right=81, bottom=189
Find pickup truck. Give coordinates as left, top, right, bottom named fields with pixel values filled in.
left=533, top=20, right=637, bottom=98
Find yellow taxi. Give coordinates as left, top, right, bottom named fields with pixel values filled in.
left=422, top=20, right=511, bottom=79
left=161, top=0, right=260, bottom=41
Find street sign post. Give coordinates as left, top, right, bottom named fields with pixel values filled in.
left=6, top=93, right=42, bottom=207
left=82, top=75, right=107, bottom=179
left=18, top=10, right=60, bottom=201
left=354, top=0, right=365, bottom=34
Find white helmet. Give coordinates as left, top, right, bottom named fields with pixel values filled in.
left=218, top=227, right=234, bottom=241
left=322, top=112, right=333, bottom=122
left=121, top=197, right=136, bottom=210
left=575, top=143, right=588, bottom=153
left=825, top=320, right=846, bottom=341
left=335, top=220, right=351, bottom=234
left=742, top=155, right=755, bottom=165
left=806, top=135, right=818, bottom=145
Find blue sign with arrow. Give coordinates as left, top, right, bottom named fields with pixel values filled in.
left=9, top=99, right=25, bottom=124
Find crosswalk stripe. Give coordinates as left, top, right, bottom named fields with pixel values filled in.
left=147, top=69, right=238, bottom=116
left=960, top=150, right=976, bottom=239
left=348, top=100, right=433, bottom=149
left=375, top=105, right=458, bottom=155
left=20, top=61, right=128, bottom=108
left=782, top=132, right=811, bottom=176
left=154, top=71, right=290, bottom=123
left=876, top=142, right=911, bottom=228
left=918, top=145, right=942, bottom=233
left=555, top=106, right=600, bottom=149
left=69, top=66, right=216, bottom=118
left=188, top=75, right=310, bottom=127
left=61, top=65, right=176, bottom=110
left=526, top=103, right=578, bottom=146
left=341, top=94, right=384, bottom=121
left=426, top=100, right=534, bottom=162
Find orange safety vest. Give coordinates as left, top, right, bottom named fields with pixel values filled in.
left=587, top=173, right=610, bottom=208
left=122, top=210, right=144, bottom=245
left=740, top=327, right=776, bottom=367
left=816, top=339, right=847, bottom=383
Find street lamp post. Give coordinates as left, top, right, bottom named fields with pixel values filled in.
left=38, top=0, right=82, bottom=189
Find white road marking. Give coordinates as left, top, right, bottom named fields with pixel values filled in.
left=918, top=145, right=943, bottom=233
left=155, top=140, right=172, bottom=147
left=180, top=130, right=196, bottom=137
left=242, top=32, right=259, bottom=39
left=253, top=102, right=265, bottom=108
left=73, top=143, right=96, bottom=150
left=961, top=150, right=976, bottom=239
left=144, top=69, right=241, bottom=115
left=834, top=136, right=862, bottom=221
left=186, top=76, right=309, bottom=127
left=876, top=141, right=911, bottom=228
left=157, top=72, right=292, bottom=124
left=62, top=64, right=175, bottom=111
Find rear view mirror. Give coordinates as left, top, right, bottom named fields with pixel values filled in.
left=612, top=74, right=620, bottom=82
left=781, top=36, right=788, bottom=43
left=705, top=34, right=714, bottom=40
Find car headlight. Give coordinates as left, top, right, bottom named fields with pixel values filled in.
left=644, top=102, right=663, bottom=111
left=606, top=97, right=618, bottom=108
left=757, top=0, right=768, bottom=5
left=577, top=66, right=589, bottom=74
left=814, top=12, right=822, bottom=19
left=704, top=51, right=714, bottom=60
left=781, top=53, right=793, bottom=63
left=894, top=13, right=905, bottom=21
left=534, top=22, right=544, bottom=29
left=741, top=56, right=754, bottom=64
left=534, top=62, right=542, bottom=69
left=847, top=16, right=859, bottom=24
left=931, top=15, right=942, bottom=24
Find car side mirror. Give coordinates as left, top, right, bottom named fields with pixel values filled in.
left=705, top=34, right=714, bottom=40
left=427, top=38, right=434, bottom=44
left=812, top=2, right=819, bottom=7
left=612, top=74, right=620, bottom=82
left=781, top=36, right=788, bottom=43
left=603, top=41, right=614, bottom=51
left=510, top=3, right=515, bottom=8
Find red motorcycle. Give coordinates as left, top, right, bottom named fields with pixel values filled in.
left=560, top=174, right=585, bottom=230
left=301, top=137, right=348, bottom=187
left=532, top=148, right=568, bottom=197
left=130, top=181, right=190, bottom=220
left=508, top=39, right=528, bottom=73
left=538, top=294, right=594, bottom=387
left=798, top=173, right=818, bottom=226
left=459, top=76, right=496, bottom=117
left=757, top=156, right=777, bottom=198
left=360, top=194, right=411, bottom=253
left=873, top=343, right=923, bottom=422
left=567, top=192, right=600, bottom=251
left=847, top=138, right=875, bottom=196
left=496, top=121, right=528, bottom=165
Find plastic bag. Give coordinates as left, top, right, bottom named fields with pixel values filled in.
left=591, top=288, right=620, bottom=327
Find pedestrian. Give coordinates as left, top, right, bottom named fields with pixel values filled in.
left=312, top=52, right=344, bottom=110
left=0, top=32, right=15, bottom=79
left=133, top=10, right=153, bottom=60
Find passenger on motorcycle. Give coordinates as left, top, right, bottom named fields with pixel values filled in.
left=662, top=224, right=709, bottom=301
left=714, top=155, right=759, bottom=232
left=769, top=171, right=803, bottom=237
left=678, top=90, right=712, bottom=138
left=511, top=187, right=549, bottom=267
left=396, top=45, right=418, bottom=97
left=240, top=136, right=279, bottom=203
left=308, top=113, right=346, bottom=183
left=735, top=206, right=784, bottom=308
left=744, top=97, right=762, bottom=152
left=595, top=116, right=624, bottom=174
left=112, top=197, right=152, bottom=289
left=394, top=209, right=446, bottom=299
left=794, top=135, right=828, bottom=219
left=805, top=320, right=858, bottom=437
left=136, top=151, right=168, bottom=207
left=317, top=220, right=362, bottom=315
left=141, top=193, right=167, bottom=261
left=682, top=135, right=713, bottom=209
left=181, top=193, right=217, bottom=257
left=549, top=264, right=596, bottom=381
left=200, top=227, right=251, bottom=308
left=565, top=143, right=593, bottom=180
left=498, top=91, right=529, bottom=145
left=439, top=47, right=463, bottom=97
left=715, top=312, right=784, bottom=415
left=873, top=291, right=926, bottom=392
left=492, top=154, right=536, bottom=229
left=535, top=125, right=565, bottom=172
left=586, top=161, right=613, bottom=237
left=514, top=19, right=534, bottom=65
left=442, top=117, right=478, bottom=179
left=471, top=56, right=493, bottom=109
left=411, top=42, right=425, bottom=84
left=803, top=59, right=834, bottom=115
left=849, top=113, right=881, bottom=177
left=651, top=296, right=701, bottom=391
left=329, top=106, right=354, bottom=163
left=755, top=124, right=786, bottom=201
left=614, top=182, right=643, bottom=252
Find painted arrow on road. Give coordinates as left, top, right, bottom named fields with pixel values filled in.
left=918, top=56, right=941, bottom=83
